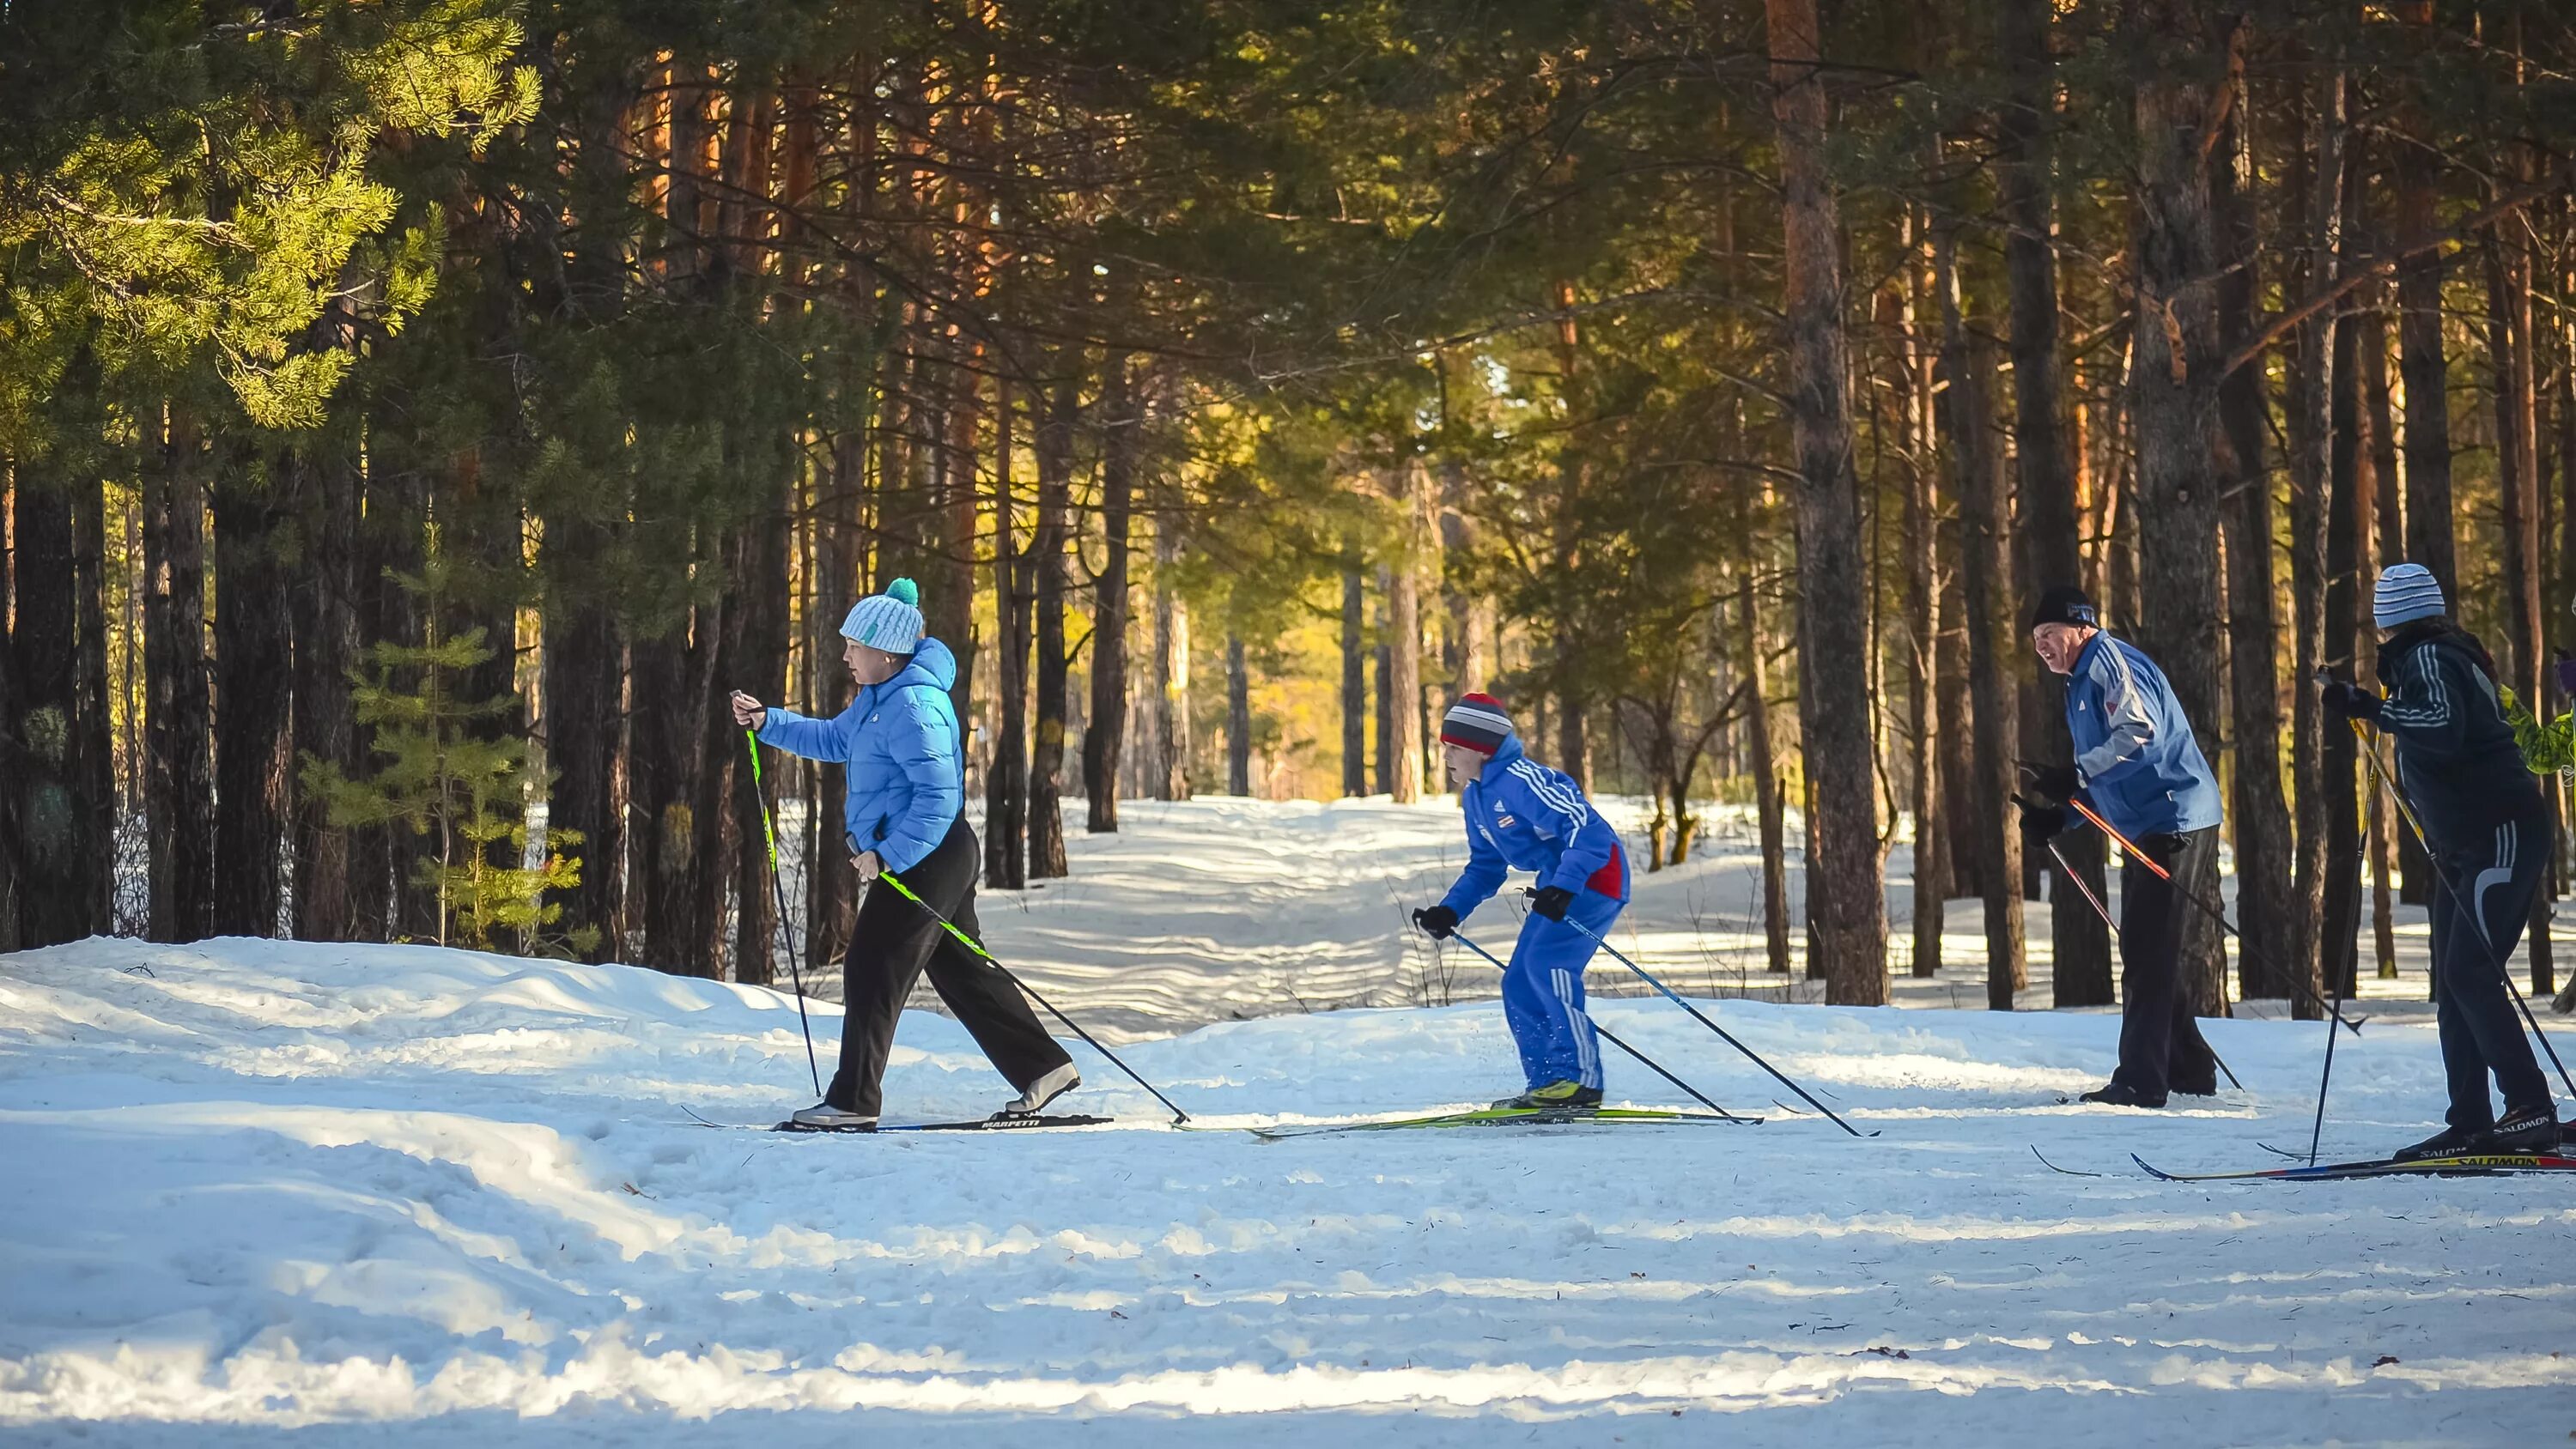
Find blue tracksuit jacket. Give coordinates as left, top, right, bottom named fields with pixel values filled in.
left=1441, top=737, right=1630, bottom=1091
left=2063, top=631, right=2223, bottom=841
left=754, top=638, right=963, bottom=875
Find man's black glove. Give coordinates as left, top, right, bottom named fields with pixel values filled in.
left=2016, top=797, right=2068, bottom=847
left=2320, top=678, right=2382, bottom=723
left=1528, top=885, right=1575, bottom=922
left=2020, top=761, right=2079, bottom=803
left=1412, top=905, right=1458, bottom=940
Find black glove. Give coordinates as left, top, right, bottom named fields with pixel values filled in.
left=2320, top=678, right=2382, bottom=723
left=1413, top=905, right=1458, bottom=940
left=2020, top=761, right=2079, bottom=803
left=2016, top=797, right=2068, bottom=846
left=1528, top=885, right=1575, bottom=922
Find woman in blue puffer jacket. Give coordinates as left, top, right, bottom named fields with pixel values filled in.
left=731, top=579, right=1076, bottom=1130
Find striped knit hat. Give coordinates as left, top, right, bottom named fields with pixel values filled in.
left=2373, top=563, right=2446, bottom=630
left=1440, top=693, right=1516, bottom=755
left=840, top=577, right=926, bottom=652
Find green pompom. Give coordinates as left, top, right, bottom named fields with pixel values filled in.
left=884, top=578, right=920, bottom=606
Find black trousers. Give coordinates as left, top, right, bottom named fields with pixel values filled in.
left=828, top=816, right=1072, bottom=1116
left=2111, top=825, right=2221, bottom=1101
left=2427, top=811, right=2551, bottom=1131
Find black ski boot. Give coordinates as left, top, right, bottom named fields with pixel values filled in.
left=2391, top=1125, right=2476, bottom=1162
left=2472, top=1103, right=2561, bottom=1155
left=2077, top=1082, right=2166, bottom=1109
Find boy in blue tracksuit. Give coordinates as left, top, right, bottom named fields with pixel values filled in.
left=2018, top=585, right=2225, bottom=1108
left=1412, top=693, right=1630, bottom=1109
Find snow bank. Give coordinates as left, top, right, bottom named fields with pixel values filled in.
left=3, top=798, right=2570, bottom=1446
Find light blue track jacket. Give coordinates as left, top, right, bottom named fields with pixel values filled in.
left=755, top=638, right=963, bottom=875
left=2063, top=631, right=2222, bottom=840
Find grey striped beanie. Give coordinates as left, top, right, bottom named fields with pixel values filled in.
left=2372, top=563, right=2446, bottom=630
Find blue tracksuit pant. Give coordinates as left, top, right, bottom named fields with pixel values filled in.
left=1503, top=890, right=1616, bottom=1090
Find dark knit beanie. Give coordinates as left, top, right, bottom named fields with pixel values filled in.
left=2029, top=585, right=2099, bottom=632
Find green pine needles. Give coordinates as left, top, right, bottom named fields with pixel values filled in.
left=302, top=560, right=594, bottom=956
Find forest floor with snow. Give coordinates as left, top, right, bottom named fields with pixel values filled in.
left=5, top=797, right=2574, bottom=1446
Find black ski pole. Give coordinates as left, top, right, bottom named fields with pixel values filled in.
left=2352, top=720, right=2576, bottom=1102
left=2308, top=762, right=2372, bottom=1167
left=744, top=729, right=823, bottom=1097
left=1528, top=892, right=1876, bottom=1137
left=2027, top=819, right=2242, bottom=1093
left=877, top=866, right=1191, bottom=1124
left=1440, top=928, right=1758, bottom=1123
left=2051, top=793, right=2367, bottom=1036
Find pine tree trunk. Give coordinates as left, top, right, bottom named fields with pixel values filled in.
left=1738, top=537, right=1793, bottom=977
left=291, top=443, right=361, bottom=943
left=2213, top=94, right=2297, bottom=1004
left=808, top=427, right=865, bottom=952
left=1935, top=233, right=2027, bottom=1008
left=986, top=384, right=1030, bottom=887
left=2489, top=222, right=2555, bottom=995
left=1899, top=238, right=1945, bottom=979
left=732, top=509, right=789, bottom=987
left=70, top=467, right=112, bottom=937
left=210, top=471, right=293, bottom=938
left=1226, top=631, right=1251, bottom=796
left=1374, top=565, right=1395, bottom=795
left=2324, top=217, right=2370, bottom=1004
left=630, top=628, right=699, bottom=972
left=13, top=473, right=94, bottom=947
left=1764, top=0, right=1886, bottom=1002
left=2393, top=1, right=2456, bottom=604
left=1151, top=523, right=1190, bottom=802
left=1084, top=361, right=1135, bottom=834
left=2004, top=0, right=2112, bottom=1004
left=147, top=415, right=216, bottom=943
left=2129, top=0, right=2243, bottom=1020
left=0, top=498, right=16, bottom=952
left=1341, top=555, right=1366, bottom=797
left=1388, top=470, right=1424, bottom=804
left=684, top=555, right=738, bottom=977
left=1028, top=378, right=1074, bottom=879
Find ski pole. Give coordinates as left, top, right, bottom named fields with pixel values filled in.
left=2026, top=821, right=2242, bottom=1093
left=2308, top=750, right=2373, bottom=1167
left=2053, top=793, right=2366, bottom=1036
left=1524, top=891, right=1875, bottom=1137
left=876, top=865, right=1192, bottom=1125
left=1441, top=928, right=1758, bottom=1123
left=744, top=729, right=823, bottom=1097
left=2351, top=719, right=2576, bottom=1102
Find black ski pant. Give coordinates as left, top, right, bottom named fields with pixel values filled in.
left=2426, top=810, right=2551, bottom=1131
left=2111, top=825, right=2221, bottom=1102
left=827, top=815, right=1072, bottom=1117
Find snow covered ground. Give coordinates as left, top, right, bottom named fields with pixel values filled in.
left=6, top=798, right=2575, bottom=1447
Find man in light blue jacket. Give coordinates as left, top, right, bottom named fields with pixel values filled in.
left=2019, top=585, right=2223, bottom=1109
left=732, top=579, right=1075, bottom=1130
left=1412, top=693, right=1629, bottom=1109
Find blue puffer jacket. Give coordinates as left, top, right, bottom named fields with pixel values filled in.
left=2063, top=630, right=2222, bottom=840
left=755, top=638, right=963, bottom=875
left=1439, top=737, right=1631, bottom=920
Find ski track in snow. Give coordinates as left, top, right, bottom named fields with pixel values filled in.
left=3, top=799, right=2573, bottom=1447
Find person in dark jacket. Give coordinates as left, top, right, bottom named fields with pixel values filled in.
left=2324, top=563, right=2559, bottom=1159
left=731, top=579, right=1076, bottom=1131
left=2018, top=585, right=2224, bottom=1109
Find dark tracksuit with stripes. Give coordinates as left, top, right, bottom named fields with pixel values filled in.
left=2373, top=620, right=2553, bottom=1131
